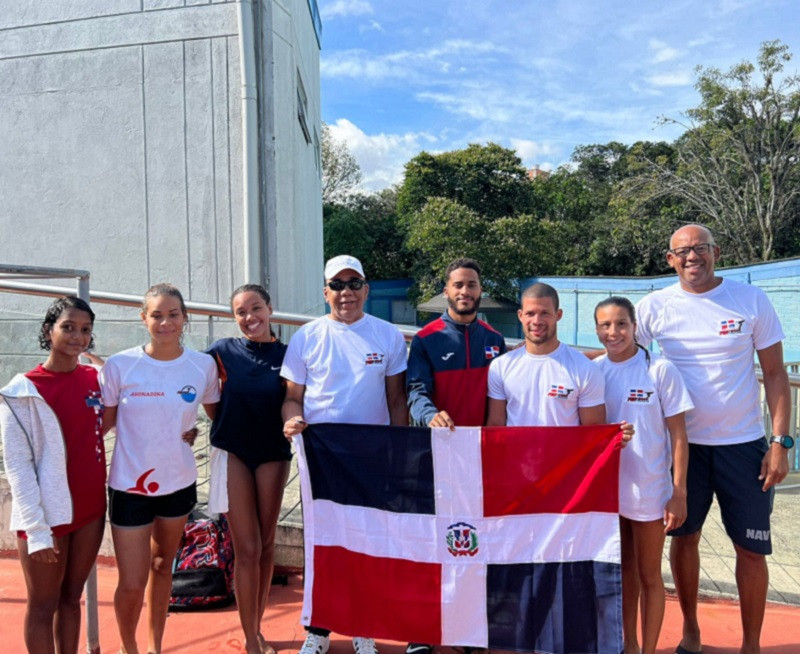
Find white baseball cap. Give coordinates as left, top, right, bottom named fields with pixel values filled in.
left=324, top=254, right=365, bottom=280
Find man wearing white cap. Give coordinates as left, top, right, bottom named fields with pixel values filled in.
left=281, top=255, right=409, bottom=654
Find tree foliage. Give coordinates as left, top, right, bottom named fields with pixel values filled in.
left=625, top=40, right=800, bottom=264
left=321, top=122, right=363, bottom=204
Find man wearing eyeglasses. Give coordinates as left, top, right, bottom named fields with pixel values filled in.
left=635, top=224, right=791, bottom=654
left=281, top=254, right=409, bottom=654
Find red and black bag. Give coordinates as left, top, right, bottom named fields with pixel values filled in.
left=169, top=512, right=235, bottom=610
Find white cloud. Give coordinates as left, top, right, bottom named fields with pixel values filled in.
left=321, top=0, right=373, bottom=20
left=321, top=40, right=505, bottom=81
left=648, top=39, right=681, bottom=63
left=321, top=52, right=410, bottom=80
left=647, top=70, right=693, bottom=86
left=327, top=119, right=438, bottom=191
left=358, top=20, right=384, bottom=34
left=510, top=139, right=557, bottom=164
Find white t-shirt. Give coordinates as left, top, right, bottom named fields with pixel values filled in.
left=101, top=346, right=220, bottom=495
left=487, top=342, right=605, bottom=427
left=636, top=279, right=784, bottom=446
left=595, top=349, right=694, bottom=521
left=281, top=314, right=408, bottom=425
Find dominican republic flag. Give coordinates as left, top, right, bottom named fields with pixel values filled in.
left=296, top=423, right=623, bottom=653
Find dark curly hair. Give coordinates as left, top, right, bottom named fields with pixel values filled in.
left=38, top=296, right=96, bottom=351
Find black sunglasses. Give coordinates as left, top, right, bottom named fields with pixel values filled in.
left=326, top=278, right=366, bottom=291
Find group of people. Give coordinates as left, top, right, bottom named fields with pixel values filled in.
left=0, top=222, right=793, bottom=654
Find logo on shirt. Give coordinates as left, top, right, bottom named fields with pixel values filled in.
left=177, top=385, right=197, bottom=403
left=441, top=352, right=455, bottom=361
left=547, top=385, right=574, bottom=399
left=365, top=352, right=385, bottom=365
left=627, top=389, right=655, bottom=403
left=85, top=390, right=104, bottom=463
left=127, top=468, right=160, bottom=495
left=485, top=346, right=500, bottom=359
left=445, top=522, right=479, bottom=557
left=719, top=319, right=745, bottom=336
left=130, top=391, right=165, bottom=397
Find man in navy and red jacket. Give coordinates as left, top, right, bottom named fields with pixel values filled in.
left=405, top=258, right=506, bottom=654
left=408, top=257, right=507, bottom=430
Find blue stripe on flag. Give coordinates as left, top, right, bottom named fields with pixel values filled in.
left=303, top=423, right=436, bottom=514
left=486, top=560, right=622, bottom=653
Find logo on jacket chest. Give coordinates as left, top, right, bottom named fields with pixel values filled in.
left=485, top=346, right=500, bottom=359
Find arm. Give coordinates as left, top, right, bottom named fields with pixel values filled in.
left=386, top=372, right=409, bottom=426
left=578, top=404, right=606, bottom=426
left=180, top=402, right=218, bottom=446
left=282, top=380, right=307, bottom=441
left=203, top=402, right=218, bottom=422
left=486, top=398, right=507, bottom=426
left=0, top=399, right=57, bottom=557
left=102, top=405, right=117, bottom=435
left=664, top=412, right=689, bottom=533
left=757, top=341, right=791, bottom=490
left=407, top=338, right=440, bottom=426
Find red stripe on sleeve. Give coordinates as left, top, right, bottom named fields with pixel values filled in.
left=311, top=545, right=443, bottom=644
left=481, top=425, right=621, bottom=517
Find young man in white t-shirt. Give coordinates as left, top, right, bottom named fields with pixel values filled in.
left=486, top=283, right=606, bottom=428
left=635, top=224, right=792, bottom=654
left=281, top=255, right=408, bottom=654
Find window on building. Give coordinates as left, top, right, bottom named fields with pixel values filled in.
left=297, top=72, right=311, bottom=144
left=313, top=127, right=321, bottom=175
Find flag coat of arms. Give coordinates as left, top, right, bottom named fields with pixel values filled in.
left=296, top=423, right=623, bottom=653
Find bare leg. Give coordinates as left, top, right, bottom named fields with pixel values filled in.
left=55, top=516, right=105, bottom=654
left=146, top=515, right=189, bottom=654
left=226, top=454, right=263, bottom=654
left=112, top=525, right=152, bottom=654
left=18, top=534, right=68, bottom=654
left=733, top=544, right=767, bottom=654
left=254, top=460, right=290, bottom=641
left=669, top=531, right=702, bottom=653
left=630, top=520, right=666, bottom=654
left=619, top=517, right=641, bottom=654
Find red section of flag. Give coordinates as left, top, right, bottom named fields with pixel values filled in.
left=311, top=545, right=443, bottom=644
left=481, top=425, right=621, bottom=517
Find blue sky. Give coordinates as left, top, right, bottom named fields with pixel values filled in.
left=318, top=0, right=800, bottom=192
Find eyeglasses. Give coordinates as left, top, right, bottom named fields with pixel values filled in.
left=326, top=278, right=366, bottom=291
left=667, top=243, right=714, bottom=258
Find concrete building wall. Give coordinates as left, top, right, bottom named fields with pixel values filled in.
left=0, top=0, right=323, bottom=377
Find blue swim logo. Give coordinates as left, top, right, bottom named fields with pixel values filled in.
left=177, top=385, right=197, bottom=403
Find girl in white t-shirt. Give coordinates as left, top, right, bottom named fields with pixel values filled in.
left=594, top=296, right=691, bottom=654
left=101, top=284, right=219, bottom=654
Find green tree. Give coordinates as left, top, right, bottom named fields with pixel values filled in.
left=397, top=143, right=534, bottom=220
left=322, top=203, right=374, bottom=265
left=627, top=40, right=800, bottom=264
left=399, top=143, right=536, bottom=300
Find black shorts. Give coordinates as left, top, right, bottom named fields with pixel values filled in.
left=668, top=438, right=774, bottom=554
left=109, top=483, right=197, bottom=528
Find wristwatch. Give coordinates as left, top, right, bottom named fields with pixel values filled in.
left=769, top=435, right=795, bottom=449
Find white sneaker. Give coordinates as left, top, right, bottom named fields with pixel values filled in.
left=299, top=632, right=330, bottom=654
left=353, top=637, right=379, bottom=654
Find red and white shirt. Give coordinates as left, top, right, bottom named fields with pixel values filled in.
left=100, top=347, right=220, bottom=495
